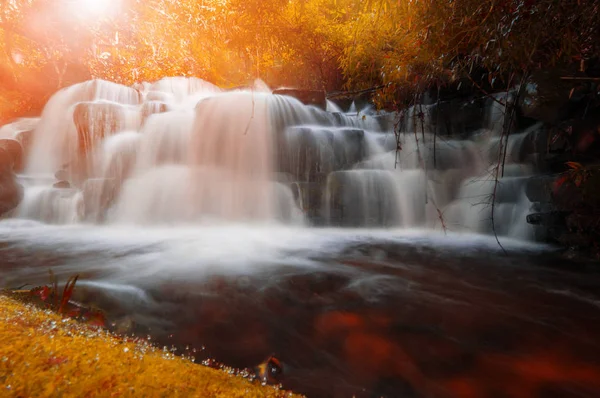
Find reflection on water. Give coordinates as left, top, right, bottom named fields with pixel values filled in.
left=1, top=220, right=600, bottom=397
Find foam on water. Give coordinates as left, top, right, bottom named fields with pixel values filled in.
left=0, top=219, right=551, bottom=285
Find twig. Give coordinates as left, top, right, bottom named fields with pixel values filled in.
left=327, top=85, right=386, bottom=99
left=415, top=93, right=428, bottom=205
left=465, top=73, right=506, bottom=107
left=490, top=164, right=507, bottom=255
left=413, top=92, right=447, bottom=233
left=436, top=207, right=447, bottom=234
left=500, top=76, right=514, bottom=178
left=501, top=73, right=527, bottom=177
left=489, top=74, right=519, bottom=256
left=11, top=284, right=30, bottom=291
left=393, top=109, right=403, bottom=169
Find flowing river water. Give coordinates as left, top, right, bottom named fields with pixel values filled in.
left=1, top=78, right=599, bottom=397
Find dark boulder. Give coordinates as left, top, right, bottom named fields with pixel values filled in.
left=0, top=147, right=24, bottom=216
left=0, top=139, right=24, bottom=171
left=519, top=69, right=573, bottom=124
left=0, top=177, right=22, bottom=217
left=525, top=175, right=556, bottom=203
left=526, top=211, right=568, bottom=226
left=53, top=180, right=71, bottom=189
left=280, top=126, right=367, bottom=183
left=428, top=97, right=486, bottom=136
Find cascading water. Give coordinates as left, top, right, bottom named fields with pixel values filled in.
left=2, top=77, right=536, bottom=239
left=2, top=78, right=581, bottom=398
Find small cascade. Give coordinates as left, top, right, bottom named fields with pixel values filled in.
left=325, top=170, right=402, bottom=227
left=26, top=80, right=141, bottom=175
left=135, top=111, right=194, bottom=171
left=16, top=177, right=81, bottom=224
left=349, top=101, right=357, bottom=114
left=0, top=118, right=39, bottom=139
left=2, top=77, right=541, bottom=240
left=326, top=100, right=343, bottom=113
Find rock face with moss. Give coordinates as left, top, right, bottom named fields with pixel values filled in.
left=0, top=294, right=299, bottom=398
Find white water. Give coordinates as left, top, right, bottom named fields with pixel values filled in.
left=0, top=219, right=549, bottom=287
left=2, top=77, right=537, bottom=241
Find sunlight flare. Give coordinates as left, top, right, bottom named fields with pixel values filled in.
left=73, top=0, right=116, bottom=18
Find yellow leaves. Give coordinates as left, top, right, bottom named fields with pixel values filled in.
left=0, top=294, right=299, bottom=398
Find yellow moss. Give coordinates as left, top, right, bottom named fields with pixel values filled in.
left=0, top=295, right=299, bottom=398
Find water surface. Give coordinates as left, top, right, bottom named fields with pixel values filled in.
left=1, top=220, right=599, bottom=397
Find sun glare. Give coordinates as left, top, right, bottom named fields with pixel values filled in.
left=74, top=0, right=116, bottom=18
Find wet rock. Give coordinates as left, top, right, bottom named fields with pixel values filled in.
left=145, top=91, right=173, bottom=103
left=486, top=124, right=548, bottom=165
left=281, top=126, right=367, bottom=182
left=273, top=88, right=327, bottom=110
left=532, top=153, right=594, bottom=174
left=55, top=169, right=69, bottom=181
left=53, top=180, right=71, bottom=189
left=289, top=181, right=326, bottom=224
left=526, top=211, right=568, bottom=227
left=428, top=97, right=486, bottom=136
left=525, top=175, right=556, bottom=203
left=564, top=112, right=600, bottom=155
left=0, top=117, right=38, bottom=162
left=0, top=180, right=23, bottom=217
left=519, top=69, right=573, bottom=123
left=370, top=113, right=396, bottom=132
left=254, top=355, right=285, bottom=385
left=552, top=174, right=585, bottom=210
left=515, top=123, right=549, bottom=159
left=0, top=148, right=23, bottom=216
left=141, top=101, right=169, bottom=124
left=73, top=102, right=128, bottom=153
left=0, top=139, right=24, bottom=171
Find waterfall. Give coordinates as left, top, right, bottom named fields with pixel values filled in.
left=4, top=77, right=535, bottom=239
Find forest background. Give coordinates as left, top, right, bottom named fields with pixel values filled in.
left=0, top=0, right=598, bottom=123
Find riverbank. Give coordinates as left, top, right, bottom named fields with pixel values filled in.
left=0, top=293, right=297, bottom=398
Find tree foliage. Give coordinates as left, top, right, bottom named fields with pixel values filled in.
left=342, top=0, right=600, bottom=108
left=0, top=0, right=599, bottom=121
